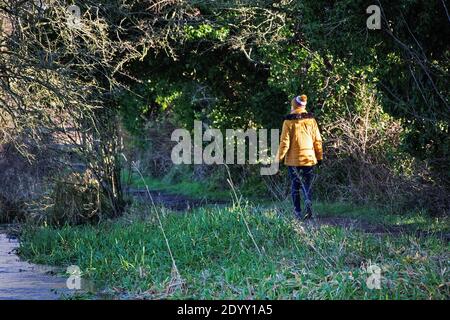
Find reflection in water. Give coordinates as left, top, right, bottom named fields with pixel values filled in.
left=0, top=232, right=70, bottom=300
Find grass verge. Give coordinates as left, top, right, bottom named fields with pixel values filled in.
left=19, top=203, right=449, bottom=299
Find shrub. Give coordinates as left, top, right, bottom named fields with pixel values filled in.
left=48, top=171, right=112, bottom=226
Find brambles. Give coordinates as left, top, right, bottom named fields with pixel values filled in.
left=49, top=171, right=112, bottom=225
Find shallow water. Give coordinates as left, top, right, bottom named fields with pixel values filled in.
left=0, top=232, right=71, bottom=300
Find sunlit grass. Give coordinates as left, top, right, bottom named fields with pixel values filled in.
left=19, top=203, right=449, bottom=299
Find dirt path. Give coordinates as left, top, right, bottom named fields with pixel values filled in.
left=128, top=188, right=228, bottom=211
left=313, top=216, right=449, bottom=241
left=0, top=232, right=72, bottom=300
left=130, top=188, right=449, bottom=240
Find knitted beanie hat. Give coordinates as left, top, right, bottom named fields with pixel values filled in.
left=294, top=94, right=307, bottom=106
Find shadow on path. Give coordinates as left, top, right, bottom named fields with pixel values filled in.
left=127, top=188, right=229, bottom=211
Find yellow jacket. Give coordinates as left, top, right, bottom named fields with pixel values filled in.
left=276, top=108, right=323, bottom=166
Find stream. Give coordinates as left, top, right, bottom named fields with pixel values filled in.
left=0, top=231, right=72, bottom=300
left=0, top=189, right=225, bottom=300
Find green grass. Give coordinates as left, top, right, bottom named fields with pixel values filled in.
left=19, top=202, right=449, bottom=299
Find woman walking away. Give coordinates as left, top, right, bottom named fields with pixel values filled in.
left=276, top=95, right=323, bottom=220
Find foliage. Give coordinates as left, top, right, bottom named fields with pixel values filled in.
left=1, top=0, right=449, bottom=221
left=117, top=0, right=449, bottom=212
